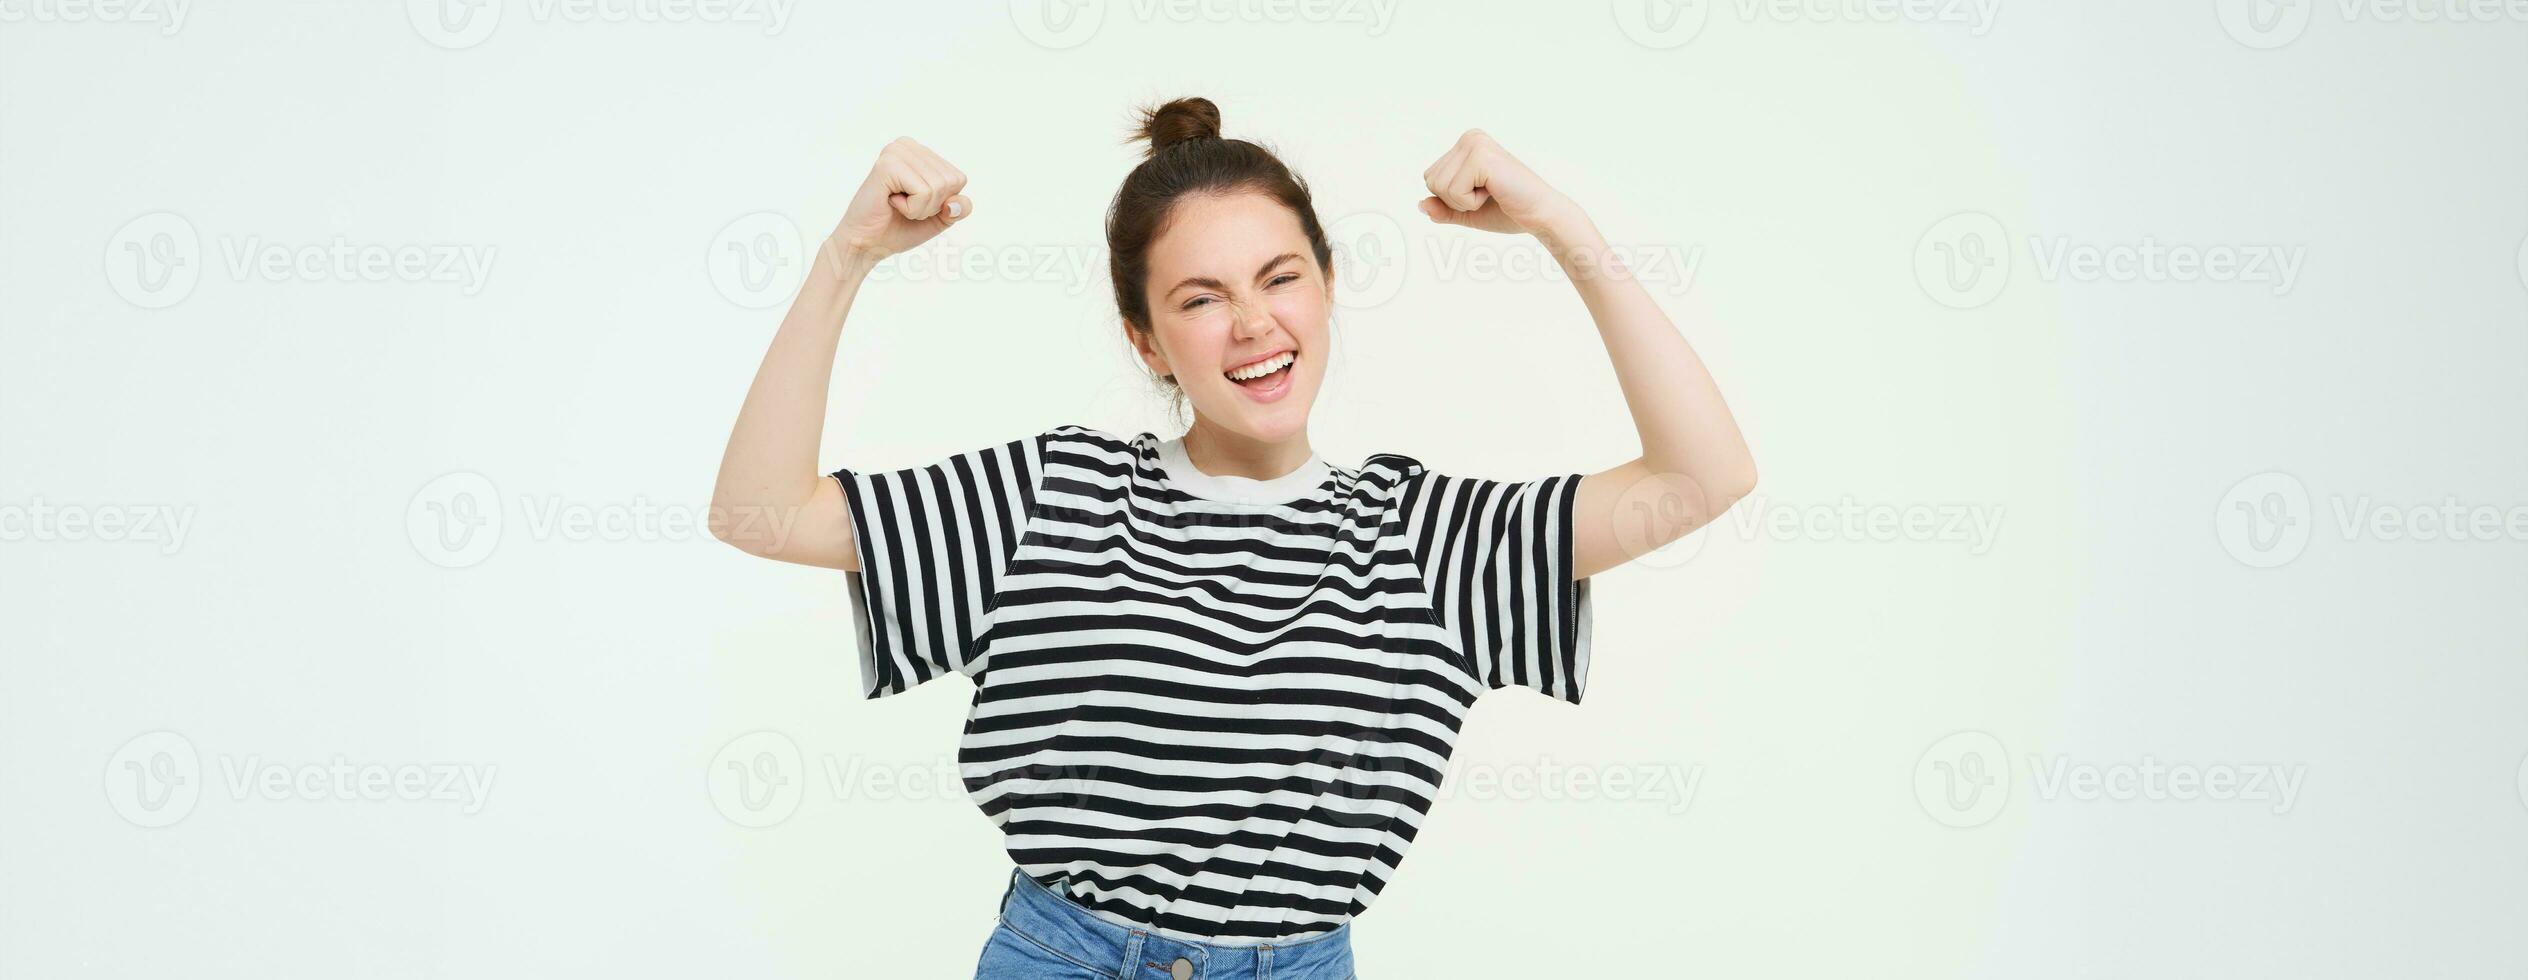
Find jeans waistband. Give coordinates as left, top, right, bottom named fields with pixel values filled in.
left=994, top=868, right=1356, bottom=980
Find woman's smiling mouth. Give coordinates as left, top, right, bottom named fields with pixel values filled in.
left=1225, top=349, right=1298, bottom=401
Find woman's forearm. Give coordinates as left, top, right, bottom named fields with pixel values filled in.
left=1544, top=211, right=1758, bottom=510
left=708, top=137, right=972, bottom=566
left=707, top=245, right=879, bottom=556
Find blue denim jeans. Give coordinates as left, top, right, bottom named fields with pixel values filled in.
left=974, top=868, right=1359, bottom=979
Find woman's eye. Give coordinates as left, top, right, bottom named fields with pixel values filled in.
left=1181, top=276, right=1294, bottom=311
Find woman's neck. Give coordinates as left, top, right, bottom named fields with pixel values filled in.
left=1178, top=420, right=1314, bottom=482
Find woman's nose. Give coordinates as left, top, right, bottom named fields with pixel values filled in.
left=1229, top=297, right=1271, bottom=338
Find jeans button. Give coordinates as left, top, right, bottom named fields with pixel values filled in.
left=1169, top=957, right=1193, bottom=980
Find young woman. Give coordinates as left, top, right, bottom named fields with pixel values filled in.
left=710, top=97, right=1756, bottom=979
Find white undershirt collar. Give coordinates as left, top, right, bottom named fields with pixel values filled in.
left=1152, top=433, right=1330, bottom=506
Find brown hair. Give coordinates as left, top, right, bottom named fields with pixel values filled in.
left=1105, top=97, right=1335, bottom=390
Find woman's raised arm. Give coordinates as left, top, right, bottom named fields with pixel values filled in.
left=707, top=137, right=973, bottom=569
left=1416, top=129, right=1758, bottom=579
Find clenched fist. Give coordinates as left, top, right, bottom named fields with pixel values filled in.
left=831, top=137, right=973, bottom=261
left=1417, top=129, right=1582, bottom=240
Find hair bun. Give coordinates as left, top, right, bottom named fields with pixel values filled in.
left=1133, top=97, right=1222, bottom=159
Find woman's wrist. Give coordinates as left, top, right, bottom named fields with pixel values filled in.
left=814, top=235, right=885, bottom=284
left=1534, top=204, right=1612, bottom=273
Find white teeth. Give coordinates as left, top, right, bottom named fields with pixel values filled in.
left=1226, top=352, right=1294, bottom=381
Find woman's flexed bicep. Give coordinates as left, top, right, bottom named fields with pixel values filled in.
left=714, top=474, right=860, bottom=570
left=1571, top=457, right=1746, bottom=579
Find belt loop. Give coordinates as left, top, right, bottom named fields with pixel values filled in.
left=999, top=869, right=1020, bottom=913
left=1258, top=942, right=1274, bottom=980
left=1121, top=929, right=1147, bottom=978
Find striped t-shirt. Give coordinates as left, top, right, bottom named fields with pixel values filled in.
left=829, top=425, right=1592, bottom=943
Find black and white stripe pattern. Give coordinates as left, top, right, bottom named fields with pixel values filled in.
left=832, top=435, right=1042, bottom=694
left=831, top=426, right=1590, bottom=942
left=1395, top=459, right=1593, bottom=705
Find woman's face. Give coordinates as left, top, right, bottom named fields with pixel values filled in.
left=1128, top=190, right=1332, bottom=446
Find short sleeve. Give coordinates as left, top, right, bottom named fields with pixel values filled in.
left=831, top=432, right=1045, bottom=698
left=1397, top=468, right=1594, bottom=704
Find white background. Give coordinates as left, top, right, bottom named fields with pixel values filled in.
left=6, top=1, right=2526, bottom=977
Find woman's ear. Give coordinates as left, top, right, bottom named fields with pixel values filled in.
left=1124, top=321, right=1172, bottom=380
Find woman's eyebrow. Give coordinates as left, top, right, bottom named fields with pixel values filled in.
left=1167, top=253, right=1305, bottom=298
